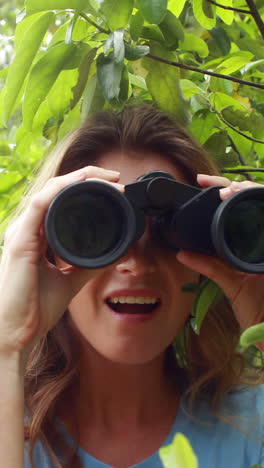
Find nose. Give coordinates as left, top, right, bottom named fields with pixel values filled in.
left=115, top=228, right=156, bottom=277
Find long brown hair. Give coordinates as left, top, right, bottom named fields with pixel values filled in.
left=21, top=104, right=263, bottom=468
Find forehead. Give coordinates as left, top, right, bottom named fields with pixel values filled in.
left=96, top=150, right=187, bottom=185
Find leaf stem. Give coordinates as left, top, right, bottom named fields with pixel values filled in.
left=206, top=0, right=251, bottom=14
left=245, top=0, right=264, bottom=40
left=80, top=12, right=110, bottom=34
left=146, top=54, right=264, bottom=90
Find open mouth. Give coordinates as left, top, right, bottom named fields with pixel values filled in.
left=106, top=299, right=161, bottom=315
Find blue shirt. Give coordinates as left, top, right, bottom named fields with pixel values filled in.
left=24, top=384, right=264, bottom=468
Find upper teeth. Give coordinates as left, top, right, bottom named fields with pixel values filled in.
left=108, top=296, right=159, bottom=304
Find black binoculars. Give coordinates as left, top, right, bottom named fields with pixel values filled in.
left=45, top=170, right=264, bottom=273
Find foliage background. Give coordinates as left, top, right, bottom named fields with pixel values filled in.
left=0, top=0, right=263, bottom=233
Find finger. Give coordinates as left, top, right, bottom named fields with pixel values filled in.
left=219, top=180, right=261, bottom=200
left=19, top=168, right=122, bottom=239
left=176, top=250, right=245, bottom=302
left=197, top=174, right=231, bottom=188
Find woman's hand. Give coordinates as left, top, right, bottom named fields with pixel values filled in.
left=0, top=166, right=124, bottom=359
left=176, top=174, right=264, bottom=350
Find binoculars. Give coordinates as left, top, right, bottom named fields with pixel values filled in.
left=45, top=170, right=264, bottom=273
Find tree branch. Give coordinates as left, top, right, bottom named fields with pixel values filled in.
left=80, top=12, right=110, bottom=34
left=245, top=0, right=264, bottom=40
left=217, top=111, right=264, bottom=144
left=207, top=0, right=251, bottom=14
left=146, top=54, right=264, bottom=90
left=222, top=168, right=264, bottom=173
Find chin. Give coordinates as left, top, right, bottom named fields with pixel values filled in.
left=95, top=343, right=168, bottom=366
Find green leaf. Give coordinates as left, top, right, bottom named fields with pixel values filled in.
left=180, top=33, right=208, bottom=58
left=189, top=111, right=216, bottom=145
left=168, top=0, right=187, bottom=17
left=23, top=42, right=77, bottom=130
left=236, top=38, right=264, bottom=60
left=119, top=64, right=129, bottom=100
left=191, top=279, right=223, bottom=334
left=81, top=74, right=105, bottom=120
left=227, top=128, right=253, bottom=161
left=99, top=0, right=134, bottom=30
left=192, top=0, right=216, bottom=29
left=210, top=26, right=231, bottom=55
left=143, top=44, right=190, bottom=125
left=26, top=0, right=87, bottom=13
left=159, top=10, right=184, bottom=49
left=215, top=0, right=234, bottom=25
left=240, top=323, right=264, bottom=347
left=47, top=69, right=79, bottom=119
left=113, top=29, right=125, bottom=63
left=180, top=79, right=202, bottom=99
left=221, top=108, right=264, bottom=140
left=211, top=92, right=246, bottom=112
left=104, top=29, right=125, bottom=63
left=125, top=43, right=150, bottom=60
left=128, top=72, right=147, bottom=90
left=58, top=102, right=82, bottom=139
left=0, top=172, right=23, bottom=194
left=129, top=10, right=144, bottom=41
left=0, top=142, right=11, bottom=156
left=70, top=48, right=97, bottom=109
left=138, top=0, right=168, bottom=24
left=217, top=54, right=254, bottom=75
left=97, top=52, right=123, bottom=100
left=140, top=24, right=165, bottom=42
left=159, top=433, right=198, bottom=468
left=2, top=12, right=55, bottom=126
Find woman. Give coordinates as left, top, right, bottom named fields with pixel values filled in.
left=0, top=105, right=263, bottom=468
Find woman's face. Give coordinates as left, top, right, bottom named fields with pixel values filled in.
left=63, top=150, right=199, bottom=364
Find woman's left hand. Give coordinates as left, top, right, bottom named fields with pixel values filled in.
left=176, top=174, right=264, bottom=350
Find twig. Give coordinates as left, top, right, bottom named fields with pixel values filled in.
left=245, top=0, right=264, bottom=40
left=146, top=54, right=264, bottom=90
left=80, top=12, right=110, bottom=34
left=222, top=168, right=264, bottom=173
left=207, top=0, right=251, bottom=14
left=217, top=111, right=264, bottom=144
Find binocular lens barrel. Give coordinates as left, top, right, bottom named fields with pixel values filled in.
left=45, top=181, right=138, bottom=269
left=212, top=187, right=264, bottom=272
left=224, top=199, right=264, bottom=263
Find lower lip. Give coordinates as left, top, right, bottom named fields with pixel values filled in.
left=105, top=303, right=161, bottom=322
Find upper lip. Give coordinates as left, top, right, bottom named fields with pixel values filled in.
left=105, top=288, right=162, bottom=302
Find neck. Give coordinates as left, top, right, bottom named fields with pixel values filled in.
left=63, top=344, right=180, bottom=432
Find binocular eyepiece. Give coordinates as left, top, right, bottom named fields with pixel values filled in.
left=45, top=171, right=264, bottom=274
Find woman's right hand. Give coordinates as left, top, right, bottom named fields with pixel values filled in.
left=0, top=166, right=123, bottom=360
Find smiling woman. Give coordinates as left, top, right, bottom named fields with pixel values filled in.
left=0, top=104, right=264, bottom=468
